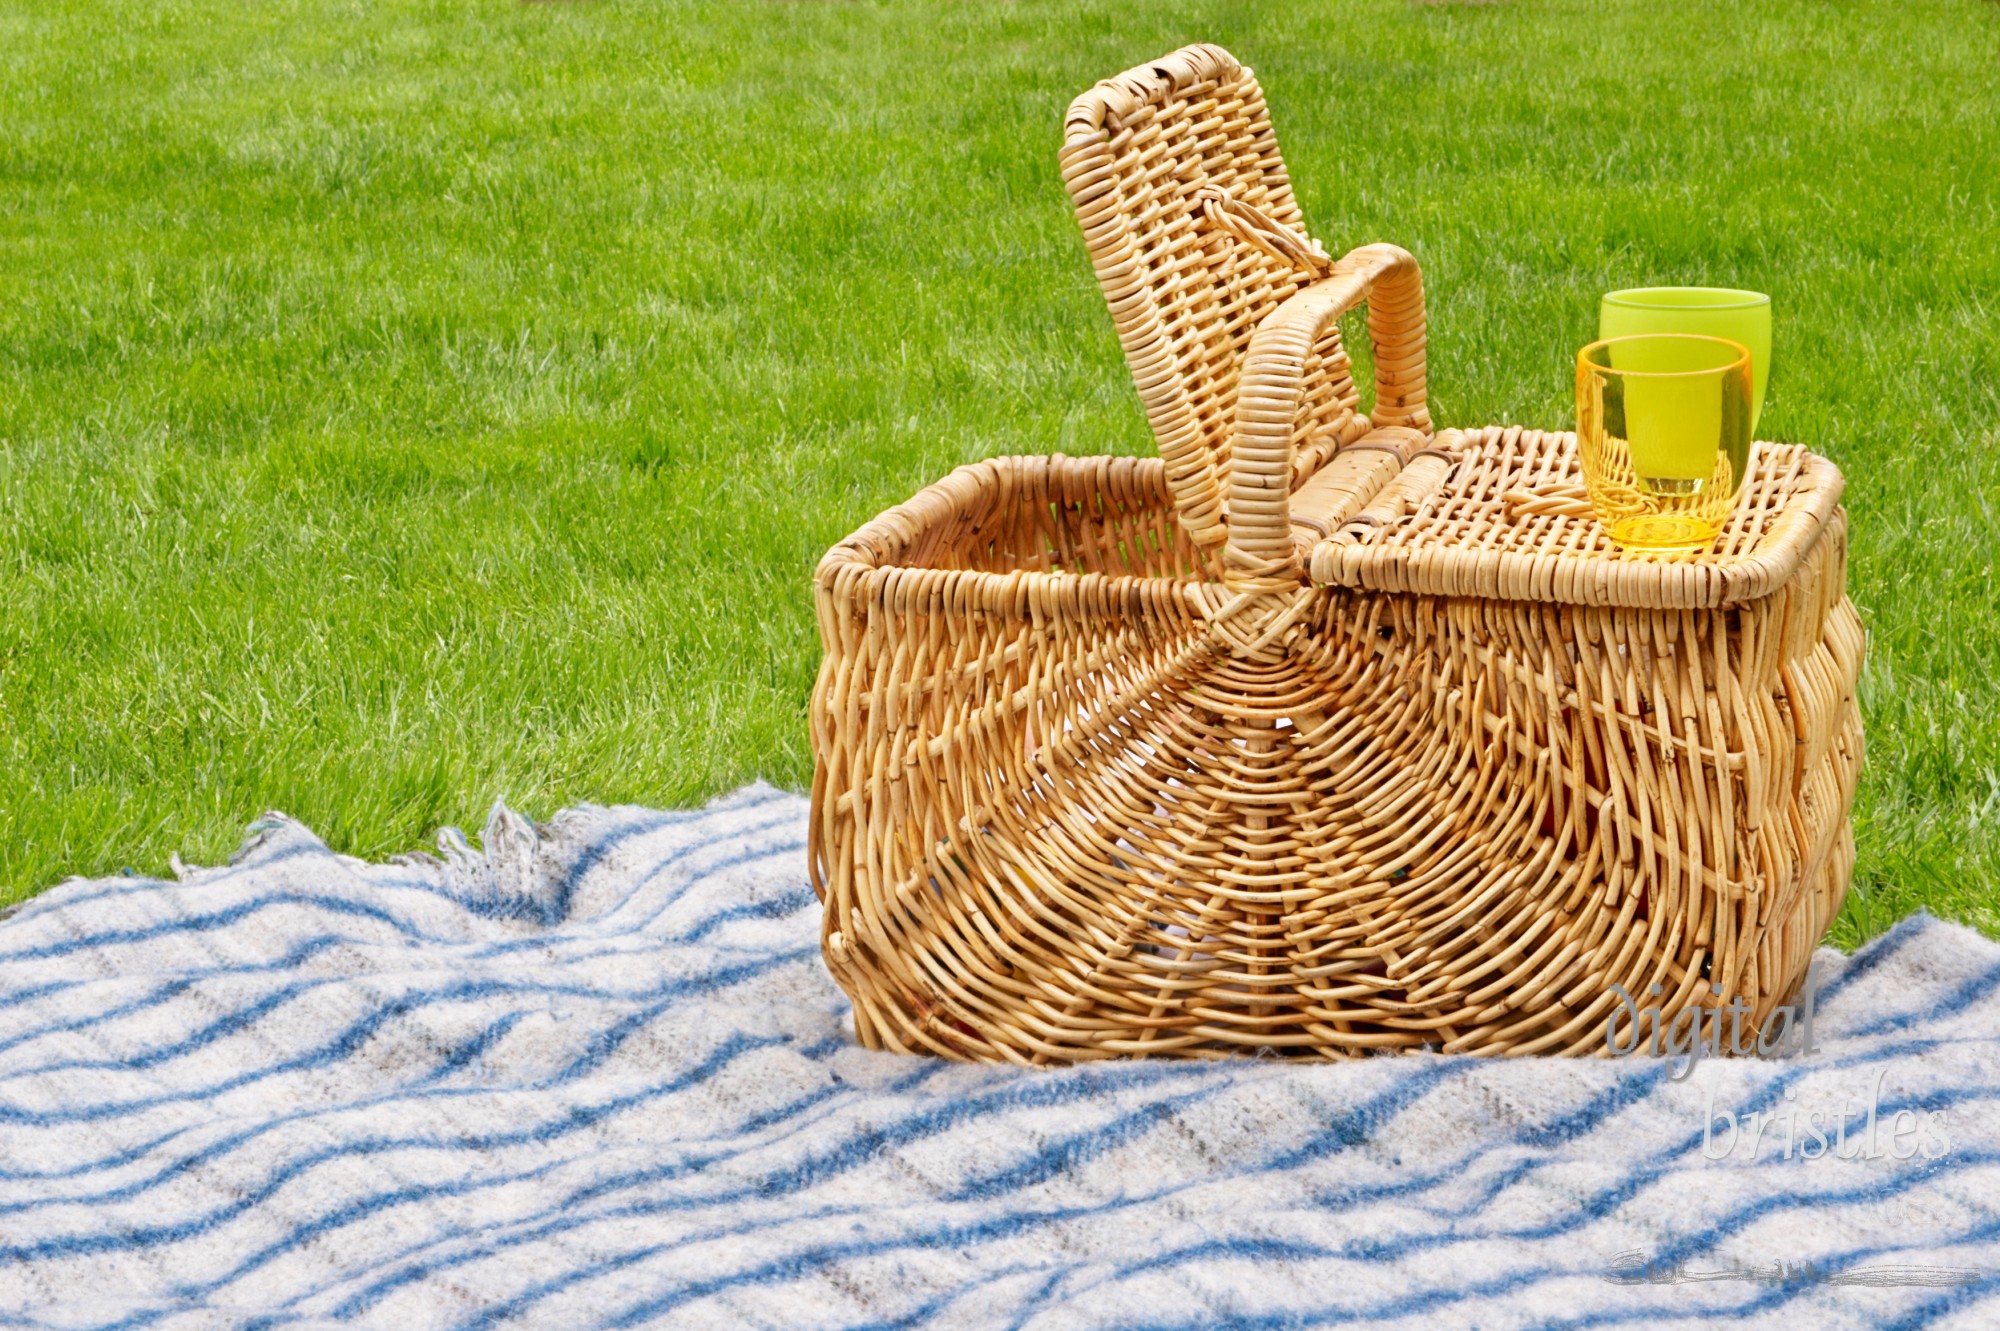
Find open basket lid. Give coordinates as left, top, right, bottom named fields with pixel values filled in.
left=1306, top=426, right=1848, bottom=609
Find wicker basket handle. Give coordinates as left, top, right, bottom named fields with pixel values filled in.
left=1196, top=188, right=1334, bottom=275
left=1225, top=245, right=1432, bottom=591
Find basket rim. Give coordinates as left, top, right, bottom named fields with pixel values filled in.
left=815, top=453, right=1205, bottom=626
left=818, top=440, right=1847, bottom=614
left=1306, top=427, right=1847, bottom=609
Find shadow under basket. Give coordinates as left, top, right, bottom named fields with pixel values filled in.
left=808, top=429, right=1864, bottom=1063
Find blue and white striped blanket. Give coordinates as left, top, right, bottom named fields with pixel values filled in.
left=2, top=783, right=1995, bottom=1329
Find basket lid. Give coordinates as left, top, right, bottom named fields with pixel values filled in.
left=1306, top=426, right=1847, bottom=609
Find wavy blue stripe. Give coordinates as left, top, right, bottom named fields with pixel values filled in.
left=0, top=794, right=788, bottom=972
left=0, top=931, right=1952, bottom=1231
left=0, top=974, right=574, bottom=1189
left=0, top=934, right=362, bottom=1064
left=0, top=1033, right=784, bottom=1269
left=216, top=1055, right=957, bottom=1320
left=0, top=983, right=460, bottom=1128
left=599, top=1061, right=1217, bottom=1211
left=0, top=952, right=837, bottom=1187
left=390, top=1169, right=970, bottom=1330
left=0, top=1016, right=815, bottom=1222
left=1303, top=1057, right=2000, bottom=1322
left=316, top=1061, right=1206, bottom=1320
left=0, top=975, right=92, bottom=1009
left=1264, top=1058, right=1463, bottom=1167
left=1262, top=1063, right=1666, bottom=1230
left=1274, top=925, right=1950, bottom=1225
left=598, top=1213, right=1337, bottom=1328
left=666, top=885, right=816, bottom=944
left=0, top=889, right=463, bottom=966
left=411, top=1011, right=529, bottom=1087
left=0, top=955, right=820, bottom=1231
left=1785, top=911, right=1926, bottom=1009
left=443, top=1195, right=1034, bottom=1331
left=0, top=984, right=316, bottom=1086
left=545, top=951, right=810, bottom=1084
left=1547, top=1135, right=1997, bottom=1326
left=1814, top=910, right=1935, bottom=996
left=1097, top=1082, right=2000, bottom=1330
left=0, top=836, right=811, bottom=1094
left=463, top=1243, right=656, bottom=1330
left=1064, top=1150, right=2000, bottom=1329
left=594, top=832, right=811, bottom=943
left=942, top=1059, right=1455, bottom=1208
left=1000, top=1269, right=1073, bottom=1331
left=575, top=794, right=800, bottom=924
left=161, top=1042, right=829, bottom=1320
left=1539, top=1278, right=1989, bottom=1331
left=3, top=843, right=1968, bottom=1319
left=1027, top=926, right=1902, bottom=1247
left=1846, top=956, right=2000, bottom=1039
left=537, top=791, right=793, bottom=926
left=310, top=1078, right=890, bottom=1318
left=0, top=930, right=364, bottom=1025
left=0, top=946, right=810, bottom=1132
left=86, top=1039, right=1992, bottom=1319
left=0, top=975, right=201, bottom=1061
left=342, top=1058, right=1454, bottom=1325
left=942, top=1081, right=1231, bottom=1201
left=988, top=1234, right=1356, bottom=1330
left=0, top=838, right=466, bottom=939
left=154, top=1039, right=920, bottom=1319
left=551, top=1056, right=953, bottom=1215
left=591, top=1204, right=1119, bottom=1328
left=0, top=837, right=319, bottom=926
left=464, top=810, right=805, bottom=953
left=340, top=975, right=1975, bottom=1329
left=455, top=813, right=805, bottom=959
left=0, top=934, right=754, bottom=1105
left=488, top=799, right=800, bottom=931
left=628, top=835, right=809, bottom=933
left=885, top=1262, right=1066, bottom=1331
left=444, top=1207, right=1064, bottom=1331
left=987, top=1024, right=2000, bottom=1325
left=0, top=1114, right=205, bottom=1187
left=952, top=1058, right=1643, bottom=1331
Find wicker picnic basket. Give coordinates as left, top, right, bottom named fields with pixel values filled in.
left=808, top=44, right=1864, bottom=1062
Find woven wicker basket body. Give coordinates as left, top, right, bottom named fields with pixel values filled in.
left=808, top=47, right=1864, bottom=1062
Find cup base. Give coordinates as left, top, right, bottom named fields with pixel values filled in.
left=1635, top=475, right=1708, bottom=496
left=1605, top=512, right=1724, bottom=553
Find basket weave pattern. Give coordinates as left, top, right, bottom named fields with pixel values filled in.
left=808, top=47, right=1864, bottom=1062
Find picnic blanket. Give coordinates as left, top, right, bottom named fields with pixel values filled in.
left=1, top=783, right=1995, bottom=1329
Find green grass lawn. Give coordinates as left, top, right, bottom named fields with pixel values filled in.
left=1, top=0, right=1995, bottom=943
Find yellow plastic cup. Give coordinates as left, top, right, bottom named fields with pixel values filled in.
left=1576, top=334, right=1754, bottom=553
left=1600, top=287, right=1771, bottom=436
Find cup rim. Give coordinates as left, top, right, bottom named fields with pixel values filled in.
left=1578, top=333, right=1752, bottom=378
left=1602, top=286, right=1771, bottom=311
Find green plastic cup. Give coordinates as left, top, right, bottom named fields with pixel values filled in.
left=1600, top=288, right=1772, bottom=437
